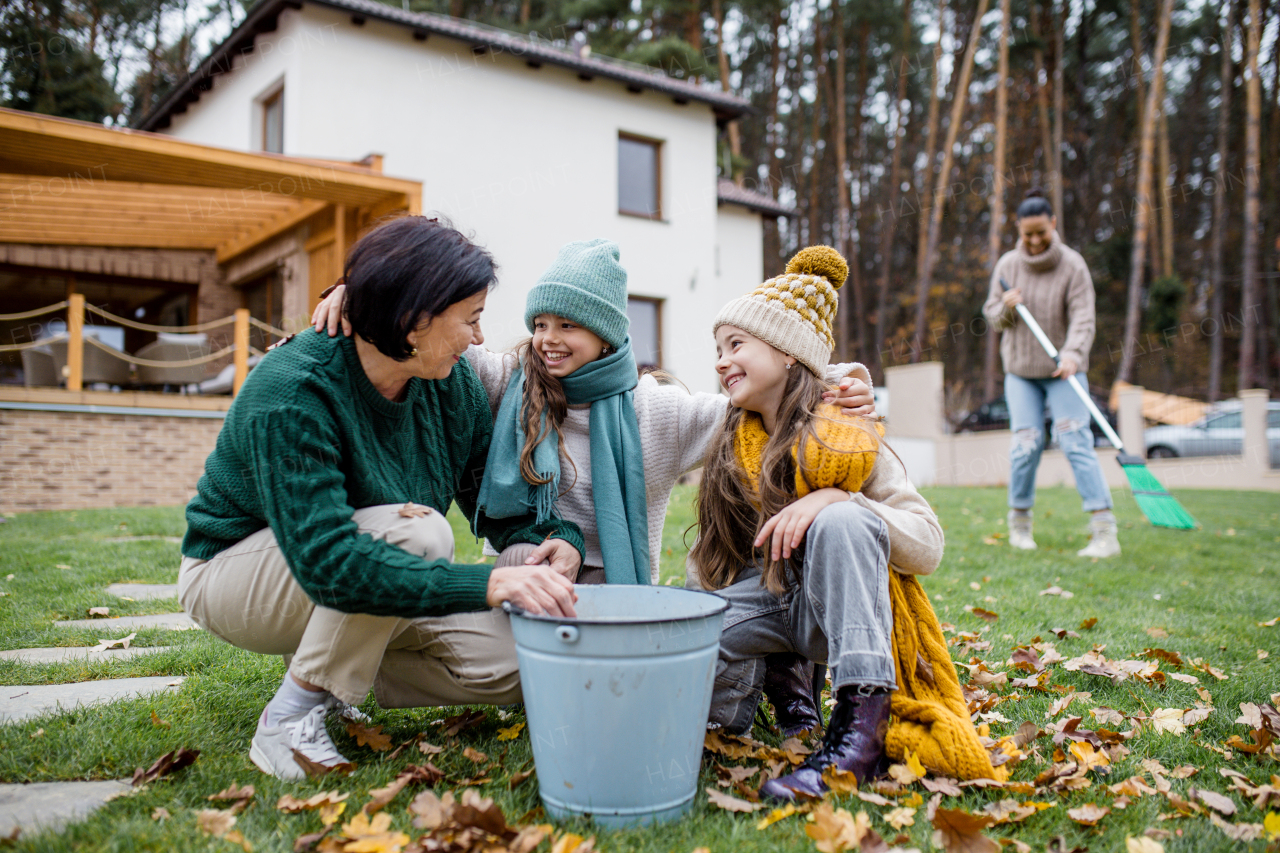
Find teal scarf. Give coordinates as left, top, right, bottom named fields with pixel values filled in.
left=476, top=339, right=651, bottom=585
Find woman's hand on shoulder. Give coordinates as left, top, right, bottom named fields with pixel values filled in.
left=754, top=488, right=850, bottom=562
left=312, top=284, right=352, bottom=337
left=486, top=564, right=577, bottom=617
left=822, top=376, right=875, bottom=416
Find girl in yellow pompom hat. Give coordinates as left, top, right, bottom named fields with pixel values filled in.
left=690, top=246, right=1006, bottom=801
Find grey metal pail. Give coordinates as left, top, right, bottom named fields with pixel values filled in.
left=505, top=585, right=729, bottom=828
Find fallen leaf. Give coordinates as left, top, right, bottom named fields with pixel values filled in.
left=151, top=807, right=170, bottom=821
left=805, top=802, right=870, bottom=852
left=398, top=503, right=432, bottom=518
left=418, top=741, right=443, bottom=756
left=885, top=807, right=916, bottom=829
left=209, top=782, right=256, bottom=815
left=196, top=809, right=237, bottom=838
left=756, top=803, right=799, bottom=829
left=1109, top=776, right=1158, bottom=797
left=439, top=709, right=486, bottom=737
left=94, top=632, right=135, bottom=651
left=362, top=764, right=444, bottom=815
left=1149, top=708, right=1187, bottom=736
left=1145, top=627, right=1168, bottom=639
left=930, top=806, right=999, bottom=853
left=970, top=608, right=999, bottom=623
left=292, top=828, right=331, bottom=853
left=29, top=728, right=42, bottom=739
left=319, top=802, right=346, bottom=826
left=1208, top=812, right=1264, bottom=841
left=1260, top=650, right=1271, bottom=660
left=1039, top=586, right=1074, bottom=598
left=1169, top=672, right=1200, bottom=684
left=1125, top=837, right=1163, bottom=853
left=821, top=766, right=860, bottom=795
left=509, top=768, right=534, bottom=789
left=497, top=722, right=526, bottom=741
left=1067, top=803, right=1109, bottom=826
left=855, top=790, right=892, bottom=806
left=346, top=721, right=393, bottom=752
left=1079, top=618, right=1098, bottom=630
left=1191, top=787, right=1237, bottom=815
left=290, top=749, right=355, bottom=779
left=340, top=811, right=409, bottom=853
left=277, top=792, right=350, bottom=813
left=86, top=607, right=110, bottom=617
left=1182, top=707, right=1212, bottom=726
left=921, top=776, right=962, bottom=796
left=1265, top=811, right=1280, bottom=840
left=1069, top=741, right=1111, bottom=774
left=1237, top=703, right=1264, bottom=728
left=131, top=747, right=199, bottom=787
left=705, top=787, right=763, bottom=813
left=1258, top=617, right=1279, bottom=627
left=463, top=746, right=488, bottom=763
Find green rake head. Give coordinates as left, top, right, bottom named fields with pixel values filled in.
left=1119, top=461, right=1199, bottom=530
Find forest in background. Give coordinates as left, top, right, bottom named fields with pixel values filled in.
left=2, top=0, right=1278, bottom=417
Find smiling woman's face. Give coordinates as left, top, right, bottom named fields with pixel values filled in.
left=406, top=290, right=487, bottom=379
left=1018, top=214, right=1056, bottom=256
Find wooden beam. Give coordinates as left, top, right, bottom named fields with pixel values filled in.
left=0, top=228, right=226, bottom=250
left=333, top=202, right=347, bottom=288
left=216, top=198, right=326, bottom=263
left=233, top=308, right=250, bottom=395
left=66, top=293, right=84, bottom=392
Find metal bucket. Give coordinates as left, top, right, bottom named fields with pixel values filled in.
left=505, top=585, right=728, bottom=828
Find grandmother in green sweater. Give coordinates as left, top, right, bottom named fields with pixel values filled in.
left=179, top=216, right=583, bottom=781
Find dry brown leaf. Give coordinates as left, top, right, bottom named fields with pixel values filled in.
left=408, top=790, right=455, bottom=831
left=438, top=708, right=486, bottom=737
left=805, top=802, right=870, bottom=853
left=149, top=710, right=169, bottom=729
left=921, top=776, right=962, bottom=796
left=1182, top=707, right=1212, bottom=726
left=509, top=768, right=535, bottom=789
left=416, top=740, right=444, bottom=756
left=970, top=607, right=999, bottom=623
left=930, top=806, right=999, bottom=853
left=131, top=747, right=199, bottom=787
left=86, top=607, right=110, bottom=617
left=1145, top=627, right=1168, bottom=639
left=1069, top=741, right=1111, bottom=774
left=497, top=722, right=526, bottom=741
left=1079, top=617, right=1098, bottom=630
left=290, top=749, right=355, bottom=779
left=196, top=809, right=237, bottom=838
left=277, top=792, right=349, bottom=813
left=705, top=787, right=764, bottom=813
left=1190, top=787, right=1237, bottom=815
left=1125, top=837, right=1163, bottom=853
left=463, top=746, right=488, bottom=763
left=1109, top=776, right=1158, bottom=797
left=885, top=807, right=916, bottom=829
left=345, top=721, right=393, bottom=752
left=398, top=503, right=432, bottom=518
left=1149, top=708, right=1187, bottom=736
left=1067, top=803, right=1109, bottom=826
left=339, top=811, right=409, bottom=852
left=292, top=828, right=331, bottom=853
left=819, top=766, right=861, bottom=794
left=363, top=764, right=444, bottom=815
left=1208, top=812, right=1265, bottom=842
left=95, top=632, right=136, bottom=651
left=151, top=807, right=170, bottom=821
left=855, top=790, right=892, bottom=806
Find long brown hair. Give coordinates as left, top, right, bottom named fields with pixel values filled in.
left=513, top=337, right=576, bottom=491
left=691, top=366, right=843, bottom=595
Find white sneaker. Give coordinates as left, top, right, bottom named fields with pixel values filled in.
left=1077, top=522, right=1121, bottom=558
left=250, top=705, right=350, bottom=780
left=324, top=694, right=371, bottom=724
left=1007, top=511, right=1037, bottom=550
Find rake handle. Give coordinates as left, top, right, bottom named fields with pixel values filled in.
left=998, top=278, right=1129, bottom=455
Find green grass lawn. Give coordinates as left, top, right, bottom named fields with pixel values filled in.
left=0, top=485, right=1277, bottom=852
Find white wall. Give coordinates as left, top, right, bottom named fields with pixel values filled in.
left=165, top=8, right=743, bottom=393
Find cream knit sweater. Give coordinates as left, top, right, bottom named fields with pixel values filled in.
left=465, top=346, right=865, bottom=583
left=982, top=236, right=1097, bottom=378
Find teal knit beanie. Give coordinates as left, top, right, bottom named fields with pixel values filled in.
left=524, top=239, right=630, bottom=348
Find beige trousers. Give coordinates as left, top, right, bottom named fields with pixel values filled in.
left=178, top=504, right=520, bottom=707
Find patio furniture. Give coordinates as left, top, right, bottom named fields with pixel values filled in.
left=198, top=354, right=263, bottom=395
left=135, top=333, right=212, bottom=387
left=20, top=345, right=59, bottom=387
left=47, top=338, right=133, bottom=387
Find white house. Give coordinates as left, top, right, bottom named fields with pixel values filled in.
left=138, top=0, right=792, bottom=393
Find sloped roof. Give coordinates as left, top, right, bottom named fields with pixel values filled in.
left=716, top=178, right=795, bottom=219
left=136, top=0, right=752, bottom=132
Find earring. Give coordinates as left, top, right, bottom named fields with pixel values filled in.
left=410, top=348, right=418, bottom=357
left=786, top=362, right=793, bottom=370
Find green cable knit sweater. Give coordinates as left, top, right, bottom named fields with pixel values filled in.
left=182, top=330, right=584, bottom=618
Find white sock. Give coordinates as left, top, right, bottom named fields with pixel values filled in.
left=264, top=674, right=328, bottom=727
left=1092, top=511, right=1116, bottom=527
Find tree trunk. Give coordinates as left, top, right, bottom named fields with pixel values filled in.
left=832, top=0, right=853, bottom=361
left=711, top=0, right=742, bottom=171
left=913, top=0, right=949, bottom=360
left=762, top=9, right=785, bottom=269
left=1239, top=0, right=1262, bottom=391
left=985, top=0, right=1010, bottom=400
left=807, top=21, right=828, bottom=248
left=1052, top=0, right=1065, bottom=230
left=1208, top=0, right=1235, bottom=403
left=874, top=0, right=913, bottom=378
left=913, top=0, right=991, bottom=361
left=1156, top=103, right=1175, bottom=279
left=1032, top=1, right=1053, bottom=186
left=1117, top=0, right=1174, bottom=384
left=849, top=22, right=871, bottom=367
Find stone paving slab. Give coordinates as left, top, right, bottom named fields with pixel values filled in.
left=104, top=583, right=179, bottom=601
left=0, top=676, right=185, bottom=723
left=54, top=613, right=197, bottom=631
left=0, top=780, right=131, bottom=837
left=0, top=646, right=172, bottom=664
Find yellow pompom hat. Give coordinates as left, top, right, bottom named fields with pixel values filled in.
left=713, top=245, right=848, bottom=376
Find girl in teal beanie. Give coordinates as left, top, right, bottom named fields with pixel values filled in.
left=313, top=238, right=875, bottom=587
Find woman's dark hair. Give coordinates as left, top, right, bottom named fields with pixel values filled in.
left=1016, top=187, right=1054, bottom=220
left=343, top=216, right=497, bottom=361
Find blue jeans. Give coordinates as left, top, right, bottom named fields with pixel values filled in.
left=702, top=502, right=895, bottom=735
left=1005, top=372, right=1113, bottom=513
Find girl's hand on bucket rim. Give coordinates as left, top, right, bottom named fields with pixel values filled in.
left=488, top=564, right=578, bottom=617
left=312, top=284, right=352, bottom=337
left=754, top=488, right=851, bottom=561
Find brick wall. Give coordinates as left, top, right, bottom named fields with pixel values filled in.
left=0, top=408, right=222, bottom=514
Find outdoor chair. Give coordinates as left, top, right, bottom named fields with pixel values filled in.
left=20, top=344, right=59, bottom=387
left=135, top=333, right=212, bottom=389
left=46, top=337, right=133, bottom=388
left=197, top=354, right=263, bottom=395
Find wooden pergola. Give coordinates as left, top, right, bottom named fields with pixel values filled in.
left=0, top=107, right=422, bottom=392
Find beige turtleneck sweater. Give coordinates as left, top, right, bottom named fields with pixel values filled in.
left=982, top=235, right=1096, bottom=378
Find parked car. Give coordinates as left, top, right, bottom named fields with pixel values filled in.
left=955, top=390, right=1116, bottom=447
left=1144, top=400, right=1280, bottom=465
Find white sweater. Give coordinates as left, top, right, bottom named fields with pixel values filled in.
left=465, top=346, right=865, bottom=583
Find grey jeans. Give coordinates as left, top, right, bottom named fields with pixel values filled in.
left=705, top=501, right=895, bottom=734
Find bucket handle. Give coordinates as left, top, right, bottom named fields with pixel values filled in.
left=555, top=625, right=580, bottom=644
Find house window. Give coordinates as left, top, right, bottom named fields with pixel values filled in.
left=618, top=134, right=661, bottom=218
left=262, top=89, right=283, bottom=153
left=627, top=296, right=662, bottom=370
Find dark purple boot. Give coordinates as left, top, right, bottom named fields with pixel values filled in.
left=759, top=686, right=892, bottom=802
left=762, top=653, right=822, bottom=737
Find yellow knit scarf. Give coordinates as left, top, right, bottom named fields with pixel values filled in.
left=732, top=408, right=1006, bottom=782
